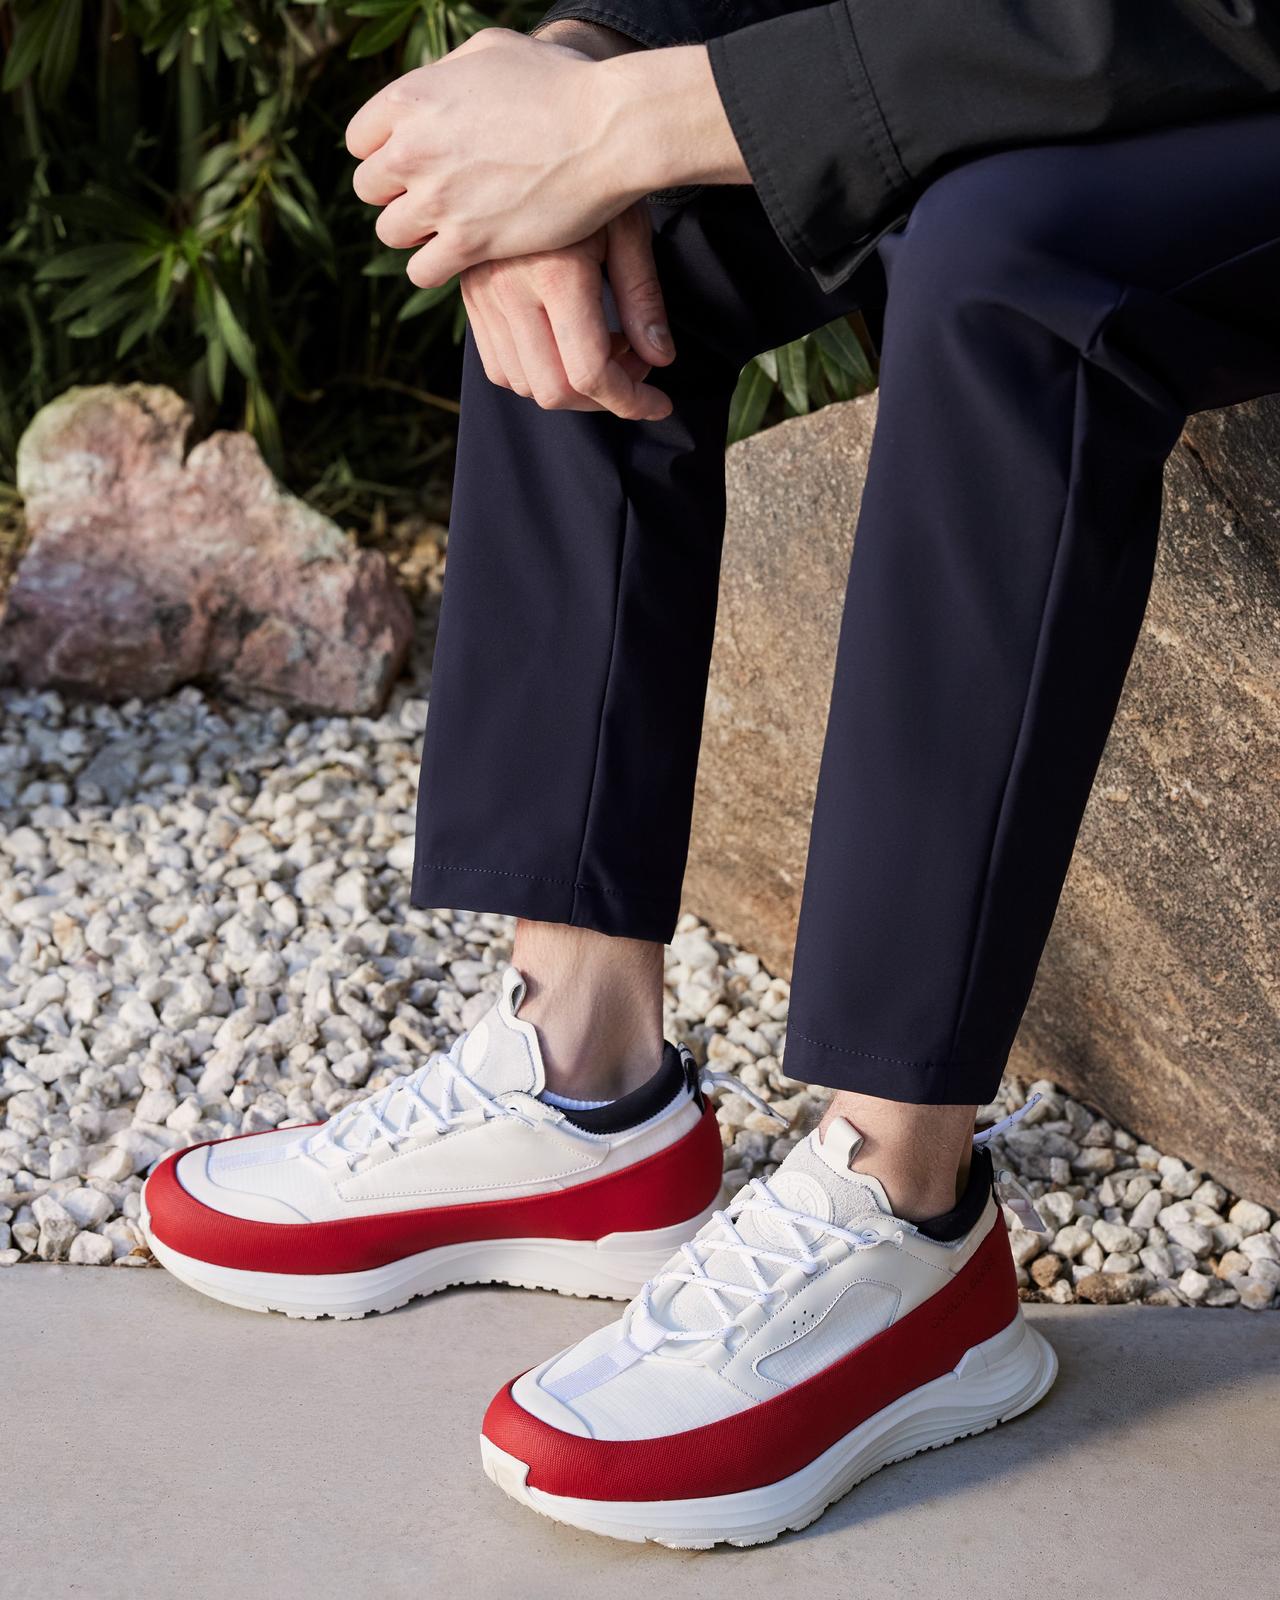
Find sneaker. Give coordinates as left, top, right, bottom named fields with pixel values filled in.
left=140, top=965, right=724, bottom=1319
left=480, top=1113, right=1058, bottom=1547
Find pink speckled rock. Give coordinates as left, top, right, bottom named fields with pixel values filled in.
left=1, top=384, right=413, bottom=714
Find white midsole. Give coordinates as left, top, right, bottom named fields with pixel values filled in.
left=481, top=1312, right=1058, bottom=1547
left=139, top=1195, right=723, bottom=1318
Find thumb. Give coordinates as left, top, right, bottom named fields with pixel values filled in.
left=605, top=205, right=675, bottom=367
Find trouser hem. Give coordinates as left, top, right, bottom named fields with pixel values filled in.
left=781, top=1024, right=1002, bottom=1106
left=409, top=862, right=679, bottom=944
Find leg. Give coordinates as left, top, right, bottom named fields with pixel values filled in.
left=798, top=111, right=1280, bottom=1214
left=480, top=114, right=1280, bottom=1546
left=413, top=185, right=879, bottom=1092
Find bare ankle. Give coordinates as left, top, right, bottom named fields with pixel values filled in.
left=511, top=919, right=665, bottom=1100
left=818, top=1090, right=977, bottom=1221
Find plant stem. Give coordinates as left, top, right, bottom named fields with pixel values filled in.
left=177, top=34, right=210, bottom=425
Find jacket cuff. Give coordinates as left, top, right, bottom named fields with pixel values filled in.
left=706, top=3, right=910, bottom=288
left=527, top=3, right=713, bottom=49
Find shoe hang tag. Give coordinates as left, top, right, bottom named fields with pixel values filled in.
left=994, top=1167, right=1048, bottom=1233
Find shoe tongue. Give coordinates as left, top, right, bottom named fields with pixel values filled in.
left=332, top=966, right=544, bottom=1159
left=656, top=1117, right=893, bottom=1334
left=454, top=964, right=546, bottom=1098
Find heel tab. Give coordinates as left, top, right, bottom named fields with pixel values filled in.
left=676, top=1043, right=705, bottom=1109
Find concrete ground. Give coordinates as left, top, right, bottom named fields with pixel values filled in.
left=3, top=1269, right=1275, bottom=1600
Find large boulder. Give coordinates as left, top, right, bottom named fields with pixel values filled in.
left=0, top=384, right=414, bottom=715
left=684, top=392, right=1280, bottom=1208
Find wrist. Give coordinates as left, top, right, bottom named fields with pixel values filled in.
left=592, top=44, right=751, bottom=200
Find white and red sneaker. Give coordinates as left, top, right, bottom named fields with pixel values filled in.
left=481, top=1114, right=1058, bottom=1547
left=140, top=965, right=724, bottom=1318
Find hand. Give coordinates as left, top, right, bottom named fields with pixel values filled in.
left=462, top=202, right=675, bottom=423
left=347, top=29, right=633, bottom=288
left=346, top=28, right=747, bottom=288
left=460, top=22, right=674, bottom=424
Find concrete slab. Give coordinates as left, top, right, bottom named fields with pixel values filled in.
left=2, top=1267, right=1275, bottom=1599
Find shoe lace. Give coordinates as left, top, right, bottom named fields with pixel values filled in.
left=636, top=1175, right=888, bottom=1345
left=973, top=1091, right=1049, bottom=1231
left=638, top=1088, right=1051, bottom=1344
left=696, top=1066, right=790, bottom=1127
left=291, top=1024, right=534, bottom=1173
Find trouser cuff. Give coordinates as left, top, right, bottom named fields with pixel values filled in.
left=781, top=1023, right=1002, bottom=1106
left=409, top=860, right=679, bottom=944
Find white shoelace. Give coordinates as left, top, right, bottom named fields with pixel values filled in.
left=640, top=1090, right=1050, bottom=1343
left=636, top=1176, right=890, bottom=1345
left=290, top=1023, right=534, bottom=1172
left=973, top=1092, right=1049, bottom=1231
left=697, top=1066, right=789, bottom=1127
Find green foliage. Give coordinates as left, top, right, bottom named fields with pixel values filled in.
left=0, top=0, right=538, bottom=516
left=0, top=0, right=875, bottom=524
left=728, top=316, right=877, bottom=446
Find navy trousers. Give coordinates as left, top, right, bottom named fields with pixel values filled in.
left=412, top=110, right=1280, bottom=1107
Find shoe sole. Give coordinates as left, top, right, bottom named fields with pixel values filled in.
left=138, top=1196, right=722, bottom=1319
left=480, top=1311, right=1058, bottom=1547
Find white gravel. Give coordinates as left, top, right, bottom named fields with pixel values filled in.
left=0, top=678, right=1275, bottom=1308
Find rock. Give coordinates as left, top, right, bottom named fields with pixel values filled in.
left=67, top=1230, right=113, bottom=1265
left=1, top=385, right=413, bottom=715
left=85, top=1145, right=135, bottom=1183
left=1008, top=1229, right=1044, bottom=1267
left=1080, top=1240, right=1105, bottom=1272
left=1128, top=1189, right=1165, bottom=1232
left=1248, top=1257, right=1280, bottom=1289
left=1228, top=1198, right=1272, bottom=1238
left=1191, top=1179, right=1228, bottom=1212
left=32, top=1194, right=76, bottom=1260
left=1071, top=1148, right=1116, bottom=1177
left=1036, top=1189, right=1076, bottom=1229
left=1140, top=1243, right=1175, bottom=1279
left=1178, top=1268, right=1213, bottom=1304
left=683, top=397, right=876, bottom=978
left=1076, top=1270, right=1151, bottom=1305
left=134, top=1087, right=178, bottom=1126
left=682, top=392, right=1280, bottom=1209
left=1053, top=1223, right=1094, bottom=1261
left=1030, top=1253, right=1064, bottom=1289
left=1091, top=1219, right=1142, bottom=1255
left=1240, top=1280, right=1275, bottom=1311
left=1165, top=1220, right=1215, bottom=1258
left=60, top=1186, right=113, bottom=1230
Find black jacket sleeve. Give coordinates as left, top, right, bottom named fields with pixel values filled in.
left=526, top=3, right=806, bottom=50
left=530, top=2, right=1280, bottom=293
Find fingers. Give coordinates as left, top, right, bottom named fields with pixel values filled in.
left=465, top=253, right=670, bottom=420
left=345, top=83, right=397, bottom=162
left=605, top=205, right=675, bottom=369
left=463, top=265, right=533, bottom=398
left=352, top=151, right=405, bottom=209
left=374, top=191, right=430, bottom=250
left=540, top=258, right=673, bottom=421
left=406, top=234, right=479, bottom=289
left=537, top=282, right=660, bottom=421
left=344, top=62, right=434, bottom=158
